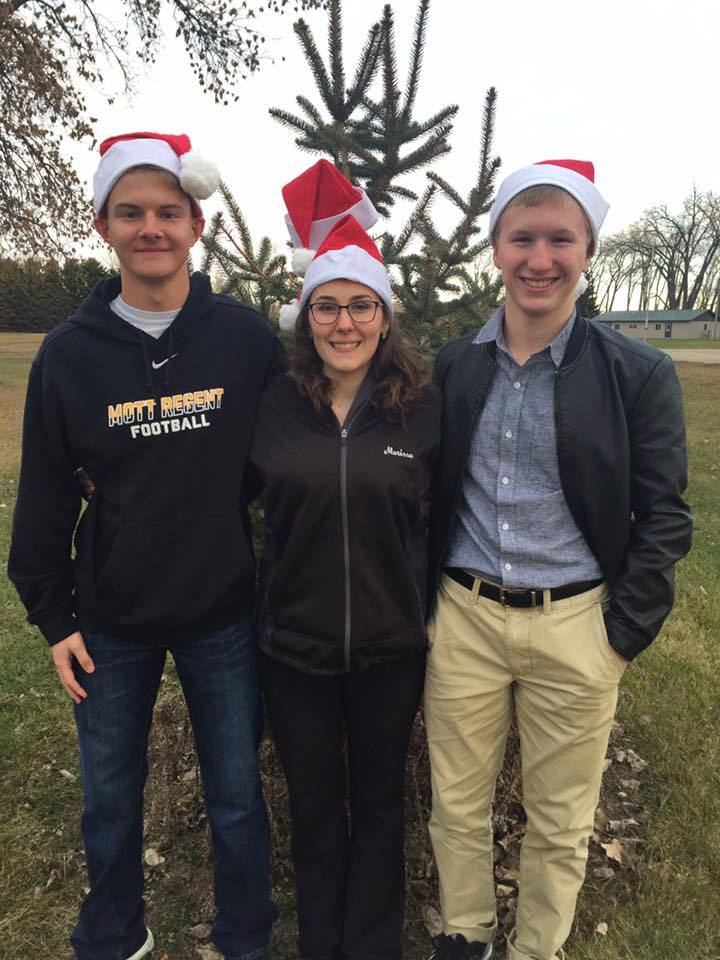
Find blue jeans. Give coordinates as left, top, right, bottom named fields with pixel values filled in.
left=70, top=617, right=275, bottom=960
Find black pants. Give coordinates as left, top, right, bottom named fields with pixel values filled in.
left=262, top=652, right=426, bottom=960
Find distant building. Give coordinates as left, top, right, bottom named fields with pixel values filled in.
left=594, top=309, right=715, bottom=341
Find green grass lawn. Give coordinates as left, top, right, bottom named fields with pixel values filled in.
left=0, top=335, right=718, bottom=959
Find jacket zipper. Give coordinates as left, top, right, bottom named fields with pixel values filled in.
left=337, top=401, right=367, bottom=673
left=340, top=426, right=351, bottom=672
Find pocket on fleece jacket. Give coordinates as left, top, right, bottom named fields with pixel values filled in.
left=93, top=511, right=253, bottom=628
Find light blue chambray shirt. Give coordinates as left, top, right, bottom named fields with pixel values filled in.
left=445, top=307, right=602, bottom=588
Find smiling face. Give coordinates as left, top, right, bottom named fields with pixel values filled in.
left=307, top=278, right=390, bottom=387
left=492, top=192, right=592, bottom=329
left=94, top=167, right=203, bottom=303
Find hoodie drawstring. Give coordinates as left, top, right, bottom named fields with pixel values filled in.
left=165, top=328, right=175, bottom=389
left=140, top=334, right=153, bottom=389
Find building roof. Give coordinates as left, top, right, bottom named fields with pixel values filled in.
left=595, top=309, right=713, bottom=324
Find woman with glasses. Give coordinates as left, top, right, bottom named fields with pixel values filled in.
left=249, top=163, right=441, bottom=960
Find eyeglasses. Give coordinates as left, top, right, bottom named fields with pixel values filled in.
left=308, top=300, right=383, bottom=325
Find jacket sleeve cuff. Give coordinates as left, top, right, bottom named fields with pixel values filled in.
left=604, top=610, right=644, bottom=662
left=33, top=609, right=81, bottom=647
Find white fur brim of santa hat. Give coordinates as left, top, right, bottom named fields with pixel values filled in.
left=93, top=132, right=220, bottom=215
left=300, top=245, right=393, bottom=315
left=279, top=213, right=393, bottom=331
left=488, top=159, right=609, bottom=245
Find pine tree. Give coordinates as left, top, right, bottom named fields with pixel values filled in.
left=578, top=265, right=601, bottom=319
left=0, top=257, right=112, bottom=331
left=268, top=3, right=384, bottom=178
left=199, top=185, right=301, bottom=320
left=205, top=0, right=503, bottom=343
left=382, top=88, right=502, bottom=349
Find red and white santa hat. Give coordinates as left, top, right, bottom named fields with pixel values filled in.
left=488, top=159, right=609, bottom=245
left=279, top=214, right=393, bottom=331
left=282, top=159, right=379, bottom=275
left=93, top=131, right=220, bottom=217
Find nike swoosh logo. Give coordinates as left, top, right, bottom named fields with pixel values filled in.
left=151, top=354, right=178, bottom=370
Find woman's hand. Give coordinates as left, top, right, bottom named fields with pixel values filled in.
left=51, top=631, right=95, bottom=704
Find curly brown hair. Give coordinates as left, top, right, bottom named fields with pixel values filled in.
left=289, top=303, right=430, bottom=422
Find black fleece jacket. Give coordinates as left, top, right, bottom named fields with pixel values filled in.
left=250, top=373, right=442, bottom=675
left=429, top=315, right=692, bottom=661
left=9, top=273, right=283, bottom=646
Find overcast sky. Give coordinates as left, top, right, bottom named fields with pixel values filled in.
left=75, top=0, right=718, bottom=258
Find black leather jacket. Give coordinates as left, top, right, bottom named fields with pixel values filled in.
left=429, top=314, right=692, bottom=661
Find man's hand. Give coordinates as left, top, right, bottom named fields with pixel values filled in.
left=51, top=631, right=95, bottom=704
left=614, top=650, right=629, bottom=673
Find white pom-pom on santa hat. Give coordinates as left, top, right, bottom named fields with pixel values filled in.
left=291, top=248, right=315, bottom=276
left=179, top=151, right=221, bottom=200
left=574, top=273, right=589, bottom=300
left=279, top=302, right=301, bottom=331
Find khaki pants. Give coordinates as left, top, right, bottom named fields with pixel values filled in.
left=425, top=575, right=624, bottom=960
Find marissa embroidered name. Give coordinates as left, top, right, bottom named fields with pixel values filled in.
left=383, top=445, right=414, bottom=459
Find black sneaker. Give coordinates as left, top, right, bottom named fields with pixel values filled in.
left=430, top=933, right=493, bottom=960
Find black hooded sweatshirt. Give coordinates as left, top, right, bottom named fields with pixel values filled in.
left=8, top=272, right=283, bottom=646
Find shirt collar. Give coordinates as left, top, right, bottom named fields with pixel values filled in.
left=474, top=306, right=576, bottom=368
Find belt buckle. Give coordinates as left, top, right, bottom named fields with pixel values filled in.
left=500, top=586, right=537, bottom=608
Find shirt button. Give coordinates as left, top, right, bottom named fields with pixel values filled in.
left=505, top=562, right=512, bottom=571
left=513, top=381, right=521, bottom=390
left=505, top=430, right=513, bottom=439
left=502, top=476, right=509, bottom=485
left=502, top=522, right=509, bottom=531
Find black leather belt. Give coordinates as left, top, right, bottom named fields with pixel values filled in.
left=444, top=567, right=603, bottom=608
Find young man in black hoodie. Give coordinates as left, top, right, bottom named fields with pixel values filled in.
left=9, top=132, right=282, bottom=960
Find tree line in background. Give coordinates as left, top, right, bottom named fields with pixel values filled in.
left=592, top=188, right=720, bottom=313
left=0, top=258, right=112, bottom=331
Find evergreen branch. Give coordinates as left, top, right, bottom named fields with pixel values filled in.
left=293, top=18, right=335, bottom=115
left=383, top=183, right=436, bottom=262
left=463, top=239, right=490, bottom=261
left=406, top=104, right=458, bottom=140
left=397, top=129, right=452, bottom=174
left=269, top=106, right=320, bottom=139
left=218, top=180, right=253, bottom=254
left=345, top=22, right=382, bottom=113
left=400, top=0, right=429, bottom=124
left=478, top=87, right=498, bottom=184
left=295, top=95, right=327, bottom=127
left=201, top=240, right=247, bottom=280
left=218, top=224, right=276, bottom=284
left=385, top=183, right=419, bottom=201
left=328, top=0, right=345, bottom=110
left=199, top=212, right=223, bottom=273
left=379, top=5, right=400, bottom=133
left=257, top=236, right=273, bottom=269
left=427, top=172, right=468, bottom=213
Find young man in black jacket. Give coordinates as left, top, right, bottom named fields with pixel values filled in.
left=425, top=159, right=692, bottom=960
left=8, top=132, right=281, bottom=960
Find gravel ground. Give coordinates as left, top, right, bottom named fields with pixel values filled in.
left=662, top=348, right=720, bottom=364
